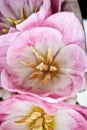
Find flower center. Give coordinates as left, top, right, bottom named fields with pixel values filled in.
left=2, top=7, right=39, bottom=33
left=15, top=106, right=55, bottom=130
left=20, top=47, right=58, bottom=84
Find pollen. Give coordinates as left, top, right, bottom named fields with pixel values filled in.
left=15, top=106, right=55, bottom=130
left=20, top=47, right=58, bottom=84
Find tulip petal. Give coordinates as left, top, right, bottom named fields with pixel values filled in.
left=42, top=12, right=85, bottom=48
left=16, top=0, right=51, bottom=31
left=55, top=44, right=87, bottom=73
left=0, top=31, right=22, bottom=73
left=55, top=107, right=87, bottom=130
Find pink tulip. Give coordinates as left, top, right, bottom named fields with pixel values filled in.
left=0, top=26, right=87, bottom=99
left=0, top=11, right=85, bottom=79
left=0, top=95, right=87, bottom=130
left=0, top=0, right=52, bottom=35
left=0, top=0, right=63, bottom=87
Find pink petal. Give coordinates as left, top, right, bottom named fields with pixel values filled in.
left=55, top=108, right=87, bottom=130
left=55, top=44, right=87, bottom=73
left=0, top=0, right=35, bottom=19
left=42, top=12, right=85, bottom=48
left=7, top=27, right=62, bottom=67
left=0, top=32, right=21, bottom=72
left=17, top=0, right=51, bottom=31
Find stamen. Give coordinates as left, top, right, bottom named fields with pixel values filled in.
left=50, top=66, right=58, bottom=72
left=43, top=73, right=51, bottom=84
left=2, top=28, right=9, bottom=33
left=47, top=48, right=53, bottom=63
left=32, top=126, right=43, bottom=130
left=15, top=117, right=28, bottom=124
left=34, top=8, right=39, bottom=13
left=34, top=117, right=43, bottom=128
left=36, top=63, right=48, bottom=71
left=6, top=17, right=16, bottom=26
left=29, top=71, right=43, bottom=79
left=5, top=7, right=26, bottom=29
left=21, top=7, right=27, bottom=20
left=44, top=115, right=53, bottom=123
left=14, top=19, right=23, bottom=25
left=45, top=124, right=54, bottom=130
left=15, top=117, right=33, bottom=124
left=15, top=106, right=55, bottom=130
left=20, top=61, right=36, bottom=68
left=44, top=123, right=49, bottom=130
left=31, top=47, right=44, bottom=62
left=31, top=112, right=41, bottom=120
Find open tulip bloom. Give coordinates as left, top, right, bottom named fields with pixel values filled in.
left=0, top=0, right=53, bottom=34
left=0, top=95, right=87, bottom=130
left=0, top=23, right=87, bottom=99
left=0, top=0, right=63, bottom=34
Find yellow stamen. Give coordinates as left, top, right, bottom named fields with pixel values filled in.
left=32, top=126, right=43, bottom=130
left=44, top=115, right=53, bottom=123
left=34, top=117, right=43, bottom=128
left=6, top=17, right=16, bottom=26
left=34, top=8, right=39, bottom=13
left=43, top=73, right=51, bottom=84
left=14, top=19, right=23, bottom=25
left=20, top=61, right=36, bottom=68
left=2, top=28, right=9, bottom=33
left=29, top=71, right=43, bottom=79
left=31, top=112, right=41, bottom=120
left=31, top=47, right=44, bottom=62
left=44, top=123, right=49, bottom=130
left=6, top=7, right=26, bottom=27
left=21, top=7, right=27, bottom=20
left=49, top=66, right=58, bottom=72
left=15, top=106, right=55, bottom=130
left=36, top=62, right=48, bottom=71
left=45, top=125, right=54, bottom=130
left=47, top=48, right=53, bottom=63
left=20, top=47, right=58, bottom=84
left=15, top=116, right=28, bottom=124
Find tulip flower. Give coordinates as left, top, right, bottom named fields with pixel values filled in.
left=0, top=12, right=85, bottom=79
left=0, top=95, right=87, bottom=130
left=1, top=26, right=87, bottom=99
left=0, top=0, right=52, bottom=35
left=0, top=0, right=63, bottom=87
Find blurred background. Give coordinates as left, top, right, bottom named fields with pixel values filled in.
left=78, top=0, right=87, bottom=19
